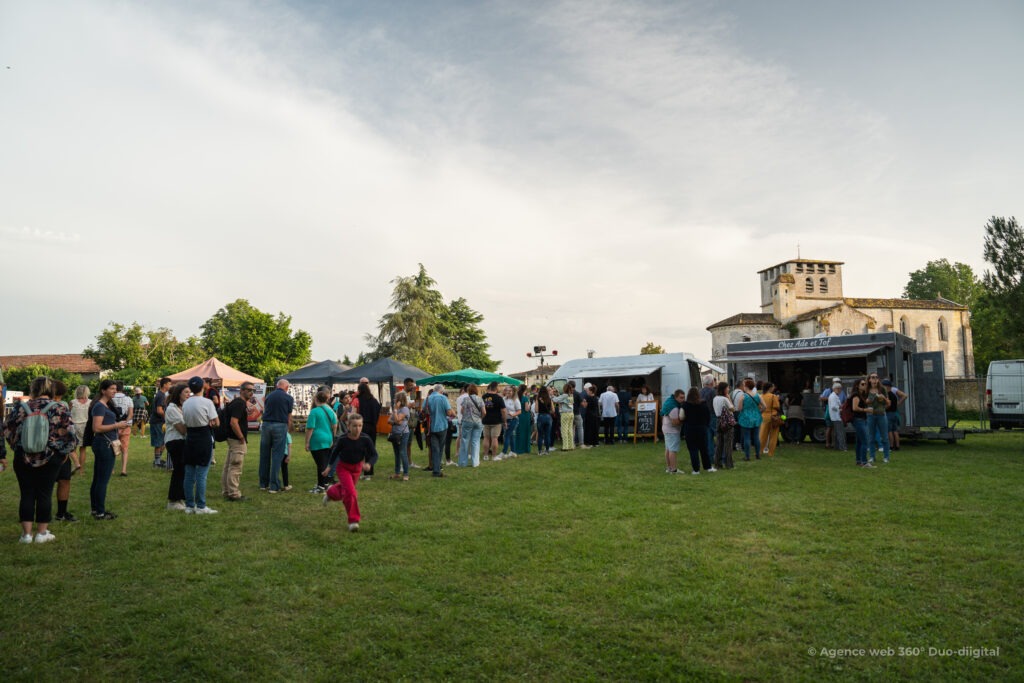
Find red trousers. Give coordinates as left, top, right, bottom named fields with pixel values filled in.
left=326, top=461, right=362, bottom=523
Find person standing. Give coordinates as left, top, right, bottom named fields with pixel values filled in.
left=599, top=385, right=619, bottom=446
left=661, top=389, right=684, bottom=473
left=51, top=381, right=81, bottom=523
left=163, top=383, right=189, bottom=510
left=515, top=384, right=533, bottom=455
left=304, top=389, right=338, bottom=492
left=616, top=386, right=633, bottom=443
left=827, top=382, right=847, bottom=452
left=850, top=378, right=874, bottom=467
left=222, top=381, right=255, bottom=501
left=354, top=380, right=381, bottom=475
left=69, top=385, right=91, bottom=475
left=533, top=387, right=555, bottom=455
left=131, top=387, right=149, bottom=437
left=735, top=379, right=763, bottom=461
left=322, top=414, right=378, bottom=532
left=582, top=385, right=600, bottom=448
left=866, top=373, right=892, bottom=464
left=112, top=381, right=134, bottom=477
left=259, top=379, right=293, bottom=493
left=182, top=376, right=220, bottom=514
left=683, top=387, right=715, bottom=474
left=3, top=376, right=77, bottom=543
left=500, top=386, right=521, bottom=458
left=712, top=382, right=736, bottom=469
left=481, top=382, right=507, bottom=461
left=758, top=382, right=782, bottom=457
left=387, top=391, right=411, bottom=480
left=883, top=379, right=907, bottom=452
left=402, top=378, right=424, bottom=460
left=89, top=380, right=130, bottom=520
left=425, top=384, right=454, bottom=477
left=552, top=385, right=575, bottom=451
left=457, top=384, right=485, bottom=467
left=150, top=377, right=171, bottom=468
left=785, top=392, right=805, bottom=445
left=571, top=382, right=585, bottom=447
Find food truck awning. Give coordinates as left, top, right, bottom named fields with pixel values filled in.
left=721, top=343, right=890, bottom=363
left=567, top=364, right=663, bottom=378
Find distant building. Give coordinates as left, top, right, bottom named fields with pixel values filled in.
left=0, top=354, right=104, bottom=383
left=508, top=364, right=561, bottom=386
left=707, top=258, right=975, bottom=378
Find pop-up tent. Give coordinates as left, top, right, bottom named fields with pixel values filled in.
left=328, top=357, right=430, bottom=386
left=417, top=367, right=522, bottom=388
left=278, top=359, right=351, bottom=385
left=168, top=357, right=262, bottom=387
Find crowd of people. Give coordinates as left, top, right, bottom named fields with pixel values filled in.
left=3, top=370, right=910, bottom=543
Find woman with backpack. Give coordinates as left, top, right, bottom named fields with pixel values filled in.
left=735, top=379, right=764, bottom=461
left=3, top=376, right=78, bottom=543
left=89, top=379, right=131, bottom=520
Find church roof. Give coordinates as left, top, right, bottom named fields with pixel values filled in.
left=706, top=313, right=778, bottom=331
left=846, top=297, right=966, bottom=310
left=791, top=304, right=843, bottom=322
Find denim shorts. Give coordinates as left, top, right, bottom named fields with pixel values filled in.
left=150, top=423, right=166, bottom=447
left=664, top=432, right=681, bottom=453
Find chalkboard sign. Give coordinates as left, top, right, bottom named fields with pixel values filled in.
left=634, top=400, right=657, bottom=442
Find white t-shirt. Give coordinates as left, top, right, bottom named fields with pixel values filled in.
left=182, top=395, right=219, bottom=428
left=165, top=403, right=185, bottom=443
left=662, top=407, right=682, bottom=435
left=828, top=392, right=844, bottom=422
left=713, top=395, right=734, bottom=417
left=598, top=390, right=619, bottom=418
left=505, top=397, right=521, bottom=418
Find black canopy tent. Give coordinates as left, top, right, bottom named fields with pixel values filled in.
left=328, top=357, right=431, bottom=406
left=277, top=359, right=351, bottom=386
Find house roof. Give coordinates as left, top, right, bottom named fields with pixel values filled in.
left=791, top=304, right=843, bottom=323
left=0, top=354, right=101, bottom=374
left=706, top=313, right=779, bottom=331
left=846, top=297, right=966, bottom=310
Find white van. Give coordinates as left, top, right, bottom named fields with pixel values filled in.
left=987, top=360, right=1024, bottom=430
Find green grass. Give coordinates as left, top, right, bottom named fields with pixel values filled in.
left=2, top=431, right=1022, bottom=681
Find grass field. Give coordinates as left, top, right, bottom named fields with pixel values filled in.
left=2, top=429, right=1022, bottom=681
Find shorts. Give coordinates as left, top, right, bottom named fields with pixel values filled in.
left=150, top=423, right=166, bottom=447
left=887, top=412, right=901, bottom=432
left=483, top=424, right=503, bottom=439
left=664, top=432, right=681, bottom=453
left=58, top=456, right=74, bottom=481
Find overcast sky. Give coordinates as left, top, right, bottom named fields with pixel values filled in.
left=2, top=0, right=1021, bottom=373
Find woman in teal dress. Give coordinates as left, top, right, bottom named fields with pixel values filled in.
left=515, top=384, right=533, bottom=455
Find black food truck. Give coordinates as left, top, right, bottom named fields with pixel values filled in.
left=721, top=332, right=963, bottom=443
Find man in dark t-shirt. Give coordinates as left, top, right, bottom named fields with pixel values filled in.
left=481, top=381, right=506, bottom=460
left=616, top=387, right=632, bottom=442
left=151, top=378, right=171, bottom=467
left=223, top=382, right=254, bottom=501
left=259, top=380, right=294, bottom=492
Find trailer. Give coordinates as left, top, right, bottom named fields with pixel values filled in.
left=721, top=332, right=964, bottom=443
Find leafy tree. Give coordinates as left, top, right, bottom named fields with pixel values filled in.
left=902, top=258, right=984, bottom=308
left=640, top=342, right=666, bottom=355
left=2, top=365, right=84, bottom=395
left=84, top=322, right=205, bottom=372
left=364, top=264, right=496, bottom=374
left=199, top=299, right=313, bottom=383
left=440, top=298, right=499, bottom=371
left=975, top=216, right=1024, bottom=368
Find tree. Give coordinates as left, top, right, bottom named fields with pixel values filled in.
left=1, top=365, right=84, bottom=395
left=440, top=298, right=499, bottom=371
left=364, top=265, right=497, bottom=374
left=902, top=258, right=983, bottom=308
left=84, top=322, right=205, bottom=372
left=200, top=299, right=313, bottom=383
left=975, top=216, right=1024, bottom=368
left=640, top=342, right=665, bottom=355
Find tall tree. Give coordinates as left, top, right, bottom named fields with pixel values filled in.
left=84, top=322, right=203, bottom=372
left=976, top=216, right=1024, bottom=369
left=640, top=342, right=666, bottom=355
left=200, top=299, right=313, bottom=383
left=902, top=258, right=983, bottom=308
left=440, top=298, right=499, bottom=371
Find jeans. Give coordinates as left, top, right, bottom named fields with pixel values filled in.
left=429, top=430, right=446, bottom=474
left=184, top=464, right=211, bottom=509
left=502, top=417, right=519, bottom=454
left=740, top=426, right=761, bottom=460
left=616, top=411, right=630, bottom=441
left=458, top=420, right=483, bottom=466
left=259, top=421, right=289, bottom=491
left=90, top=436, right=116, bottom=514
left=391, top=431, right=410, bottom=475
left=787, top=419, right=805, bottom=444
left=706, top=420, right=717, bottom=459
left=574, top=415, right=583, bottom=446
left=867, top=413, right=891, bottom=461
left=852, top=419, right=870, bottom=465
left=536, top=414, right=553, bottom=452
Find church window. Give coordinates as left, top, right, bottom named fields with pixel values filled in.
left=828, top=264, right=836, bottom=274
left=817, top=263, right=826, bottom=273
left=805, top=277, right=814, bottom=293
left=819, top=277, right=828, bottom=293
left=899, top=317, right=908, bottom=335
left=938, top=317, right=948, bottom=342
left=796, top=263, right=804, bottom=273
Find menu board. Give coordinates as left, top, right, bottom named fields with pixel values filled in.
left=634, top=400, right=657, bottom=442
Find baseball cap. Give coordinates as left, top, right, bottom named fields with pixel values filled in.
left=832, top=377, right=841, bottom=384
left=882, top=379, right=892, bottom=386
left=188, top=376, right=204, bottom=393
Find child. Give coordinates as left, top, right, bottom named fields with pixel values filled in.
left=281, top=432, right=293, bottom=491
left=322, top=414, right=379, bottom=532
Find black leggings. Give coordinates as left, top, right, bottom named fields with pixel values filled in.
left=311, top=448, right=331, bottom=487
left=166, top=440, right=186, bottom=501
left=14, top=453, right=63, bottom=523
left=684, top=429, right=712, bottom=472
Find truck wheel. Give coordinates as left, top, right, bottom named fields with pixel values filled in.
left=811, top=425, right=827, bottom=443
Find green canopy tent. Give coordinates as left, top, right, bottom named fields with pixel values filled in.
left=416, top=367, right=523, bottom=388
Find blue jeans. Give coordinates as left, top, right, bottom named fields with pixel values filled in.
left=502, top=417, right=519, bottom=454
left=867, top=413, right=891, bottom=461
left=536, top=413, right=553, bottom=452
left=458, top=420, right=483, bottom=466
left=574, top=415, right=584, bottom=446
left=853, top=419, right=870, bottom=465
left=429, top=430, right=446, bottom=474
left=183, top=463, right=210, bottom=509
left=706, top=420, right=717, bottom=459
left=90, top=437, right=116, bottom=514
left=741, top=426, right=761, bottom=460
left=391, top=430, right=410, bottom=475
left=259, top=421, right=289, bottom=491
left=616, top=411, right=630, bottom=441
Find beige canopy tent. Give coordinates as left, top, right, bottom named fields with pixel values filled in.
left=167, top=357, right=262, bottom=387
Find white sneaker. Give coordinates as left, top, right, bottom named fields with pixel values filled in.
left=691, top=470, right=700, bottom=475
left=185, top=507, right=196, bottom=515
left=509, top=452, right=517, bottom=458
left=348, top=522, right=359, bottom=532
left=195, top=507, right=218, bottom=515
left=493, top=455, right=503, bottom=462
left=167, top=501, right=186, bottom=511
left=19, top=534, right=33, bottom=544
left=34, top=531, right=56, bottom=544
left=322, top=493, right=331, bottom=506
left=708, top=467, right=717, bottom=472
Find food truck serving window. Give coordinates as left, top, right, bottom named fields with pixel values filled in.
left=722, top=345, right=889, bottom=362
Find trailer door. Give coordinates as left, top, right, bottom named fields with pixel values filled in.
left=911, top=351, right=947, bottom=427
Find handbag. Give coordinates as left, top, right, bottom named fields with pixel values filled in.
left=718, top=407, right=736, bottom=430
left=108, top=434, right=123, bottom=457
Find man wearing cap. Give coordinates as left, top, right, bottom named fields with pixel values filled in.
left=259, top=379, right=293, bottom=493
left=820, top=378, right=845, bottom=449
left=132, top=387, right=149, bottom=437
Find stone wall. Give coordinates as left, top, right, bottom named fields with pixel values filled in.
left=946, top=377, right=985, bottom=412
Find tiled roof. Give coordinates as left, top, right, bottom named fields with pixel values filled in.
left=0, top=354, right=101, bottom=374
left=707, top=313, right=779, bottom=330
left=846, top=297, right=966, bottom=310
left=791, top=304, right=843, bottom=323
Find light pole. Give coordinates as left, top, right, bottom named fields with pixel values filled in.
left=526, top=345, right=557, bottom=367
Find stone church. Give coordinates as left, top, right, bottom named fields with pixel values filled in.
left=707, top=258, right=975, bottom=378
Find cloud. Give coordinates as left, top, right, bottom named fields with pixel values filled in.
left=1, top=226, right=82, bottom=245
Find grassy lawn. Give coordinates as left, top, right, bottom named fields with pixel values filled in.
left=2, top=430, right=1021, bottom=681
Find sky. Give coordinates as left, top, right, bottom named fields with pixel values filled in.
left=2, top=0, right=1022, bottom=373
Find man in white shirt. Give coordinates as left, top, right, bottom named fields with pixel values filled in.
left=599, top=386, right=619, bottom=445
left=112, top=381, right=134, bottom=476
